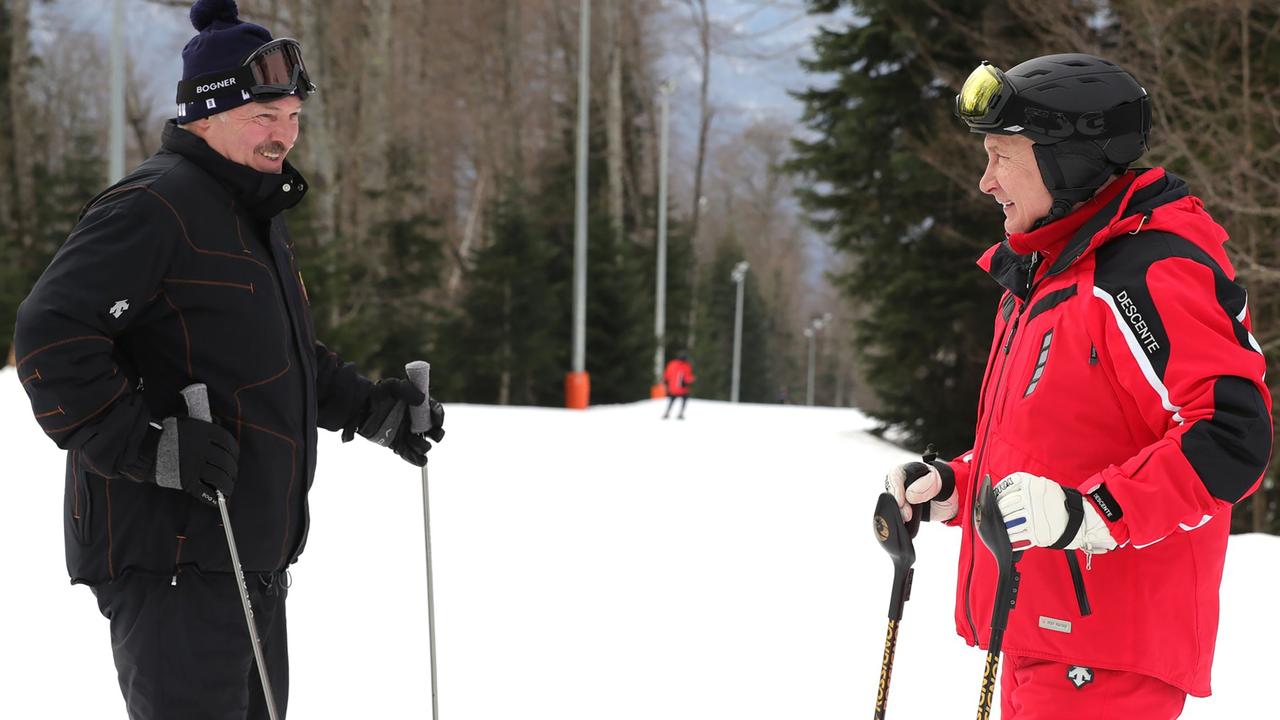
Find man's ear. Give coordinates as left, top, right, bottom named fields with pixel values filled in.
left=185, top=117, right=215, bottom=139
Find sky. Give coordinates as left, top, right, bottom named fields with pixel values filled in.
left=1, top=367, right=1276, bottom=718
left=36, top=0, right=852, bottom=141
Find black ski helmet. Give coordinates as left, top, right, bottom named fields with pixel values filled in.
left=955, top=53, right=1152, bottom=226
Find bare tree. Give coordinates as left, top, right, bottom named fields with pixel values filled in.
left=6, top=0, right=35, bottom=251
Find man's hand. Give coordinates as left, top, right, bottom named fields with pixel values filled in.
left=343, top=378, right=445, bottom=467
left=993, top=472, right=1117, bottom=553
left=885, top=461, right=957, bottom=523
left=155, top=417, right=239, bottom=506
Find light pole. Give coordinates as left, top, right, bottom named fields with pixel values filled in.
left=109, top=0, right=125, bottom=182
left=805, top=313, right=830, bottom=406
left=566, top=0, right=591, bottom=409
left=730, top=260, right=749, bottom=403
left=652, top=79, right=676, bottom=398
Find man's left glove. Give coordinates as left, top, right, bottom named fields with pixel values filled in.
left=993, top=472, right=1117, bottom=554
left=342, top=378, right=446, bottom=467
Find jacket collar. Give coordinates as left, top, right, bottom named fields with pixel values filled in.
left=979, top=167, right=1190, bottom=298
left=160, top=120, right=308, bottom=221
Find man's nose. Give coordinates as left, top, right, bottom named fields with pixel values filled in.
left=978, top=159, right=998, bottom=195
left=269, top=122, right=296, bottom=147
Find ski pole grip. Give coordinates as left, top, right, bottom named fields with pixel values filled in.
left=181, top=383, right=212, bottom=423
left=404, top=361, right=432, bottom=434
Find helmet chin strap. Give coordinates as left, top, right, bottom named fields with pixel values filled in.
left=1029, top=141, right=1126, bottom=230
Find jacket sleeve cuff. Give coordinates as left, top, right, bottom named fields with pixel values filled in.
left=1079, top=469, right=1132, bottom=546
left=941, top=451, right=975, bottom=528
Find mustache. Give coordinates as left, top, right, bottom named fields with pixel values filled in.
left=255, top=142, right=289, bottom=157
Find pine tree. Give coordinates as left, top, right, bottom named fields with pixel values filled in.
left=292, top=146, right=444, bottom=381
left=437, top=181, right=566, bottom=405
left=790, top=0, right=1022, bottom=455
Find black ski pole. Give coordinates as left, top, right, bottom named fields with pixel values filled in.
left=973, top=475, right=1024, bottom=720
left=404, top=361, right=440, bottom=720
left=871, top=445, right=938, bottom=719
left=180, top=384, right=281, bottom=720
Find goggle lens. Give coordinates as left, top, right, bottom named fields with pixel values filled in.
left=245, top=40, right=315, bottom=99
left=957, top=63, right=1003, bottom=121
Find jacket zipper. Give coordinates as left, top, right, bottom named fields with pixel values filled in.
left=962, top=304, right=1021, bottom=640
left=962, top=253, right=1042, bottom=641
left=1064, top=550, right=1092, bottom=616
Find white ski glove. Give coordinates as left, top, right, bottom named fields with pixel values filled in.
left=993, top=472, right=1117, bottom=553
left=885, top=461, right=958, bottom=523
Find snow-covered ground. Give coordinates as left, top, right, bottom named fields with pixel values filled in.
left=1, top=367, right=1274, bottom=718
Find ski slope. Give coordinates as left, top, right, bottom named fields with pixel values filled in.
left=1, top=366, right=1274, bottom=718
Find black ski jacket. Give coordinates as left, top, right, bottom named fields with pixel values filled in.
left=14, top=121, right=371, bottom=585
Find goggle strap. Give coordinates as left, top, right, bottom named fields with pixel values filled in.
left=176, top=66, right=258, bottom=104
left=977, top=96, right=1148, bottom=139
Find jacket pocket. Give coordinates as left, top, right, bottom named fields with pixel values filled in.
left=1064, top=550, right=1092, bottom=617
left=70, top=461, right=92, bottom=545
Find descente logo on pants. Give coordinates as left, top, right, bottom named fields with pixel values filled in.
left=1114, top=290, right=1162, bottom=354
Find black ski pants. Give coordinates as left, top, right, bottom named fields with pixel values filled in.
left=92, top=568, right=290, bottom=720
left=663, top=395, right=689, bottom=418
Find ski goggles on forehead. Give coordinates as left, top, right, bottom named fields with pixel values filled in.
left=955, top=61, right=1010, bottom=130
left=243, top=38, right=316, bottom=100
left=176, top=38, right=316, bottom=107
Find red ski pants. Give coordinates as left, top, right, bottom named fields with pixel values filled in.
left=1000, top=654, right=1186, bottom=719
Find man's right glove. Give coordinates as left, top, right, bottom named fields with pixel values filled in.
left=154, top=417, right=240, bottom=506
left=342, top=378, right=446, bottom=467
left=885, top=460, right=958, bottom=523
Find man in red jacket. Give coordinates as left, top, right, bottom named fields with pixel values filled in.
left=885, top=54, right=1272, bottom=718
left=663, top=352, right=696, bottom=419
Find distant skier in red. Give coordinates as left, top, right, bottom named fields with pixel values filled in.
left=662, top=352, right=695, bottom=420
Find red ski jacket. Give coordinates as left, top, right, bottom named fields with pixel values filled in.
left=664, top=359, right=695, bottom=397
left=943, top=168, right=1271, bottom=697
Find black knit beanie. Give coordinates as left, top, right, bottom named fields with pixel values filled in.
left=177, top=0, right=273, bottom=123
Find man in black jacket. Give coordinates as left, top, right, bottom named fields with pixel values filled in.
left=12, top=3, right=442, bottom=717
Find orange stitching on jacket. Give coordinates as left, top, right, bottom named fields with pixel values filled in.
left=45, top=377, right=130, bottom=435
left=16, top=336, right=112, bottom=369
left=79, top=450, right=116, bottom=479
left=163, top=278, right=256, bottom=293
left=234, top=355, right=292, bottom=445
left=159, top=291, right=193, bottom=379
left=106, top=477, right=114, bottom=580
left=72, top=451, right=81, bottom=519
left=35, top=406, right=65, bottom=419
left=20, top=369, right=41, bottom=384
left=228, top=417, right=298, bottom=567
left=141, top=187, right=272, bottom=273
left=233, top=204, right=250, bottom=253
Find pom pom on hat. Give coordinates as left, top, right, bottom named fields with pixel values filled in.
left=189, top=0, right=240, bottom=31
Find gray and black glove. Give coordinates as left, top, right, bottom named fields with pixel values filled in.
left=342, top=378, right=445, bottom=467
left=153, top=417, right=240, bottom=506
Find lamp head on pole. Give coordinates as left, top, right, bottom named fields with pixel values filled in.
left=731, top=260, right=750, bottom=283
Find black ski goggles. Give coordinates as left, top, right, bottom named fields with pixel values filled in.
left=177, top=38, right=316, bottom=106
left=243, top=38, right=316, bottom=100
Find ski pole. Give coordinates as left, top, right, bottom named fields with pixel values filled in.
left=972, top=475, right=1024, bottom=720
left=180, top=383, right=281, bottom=720
left=871, top=445, right=937, bottom=719
left=404, top=361, right=439, bottom=720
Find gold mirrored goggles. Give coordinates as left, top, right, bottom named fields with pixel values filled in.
left=955, top=62, right=1007, bottom=128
